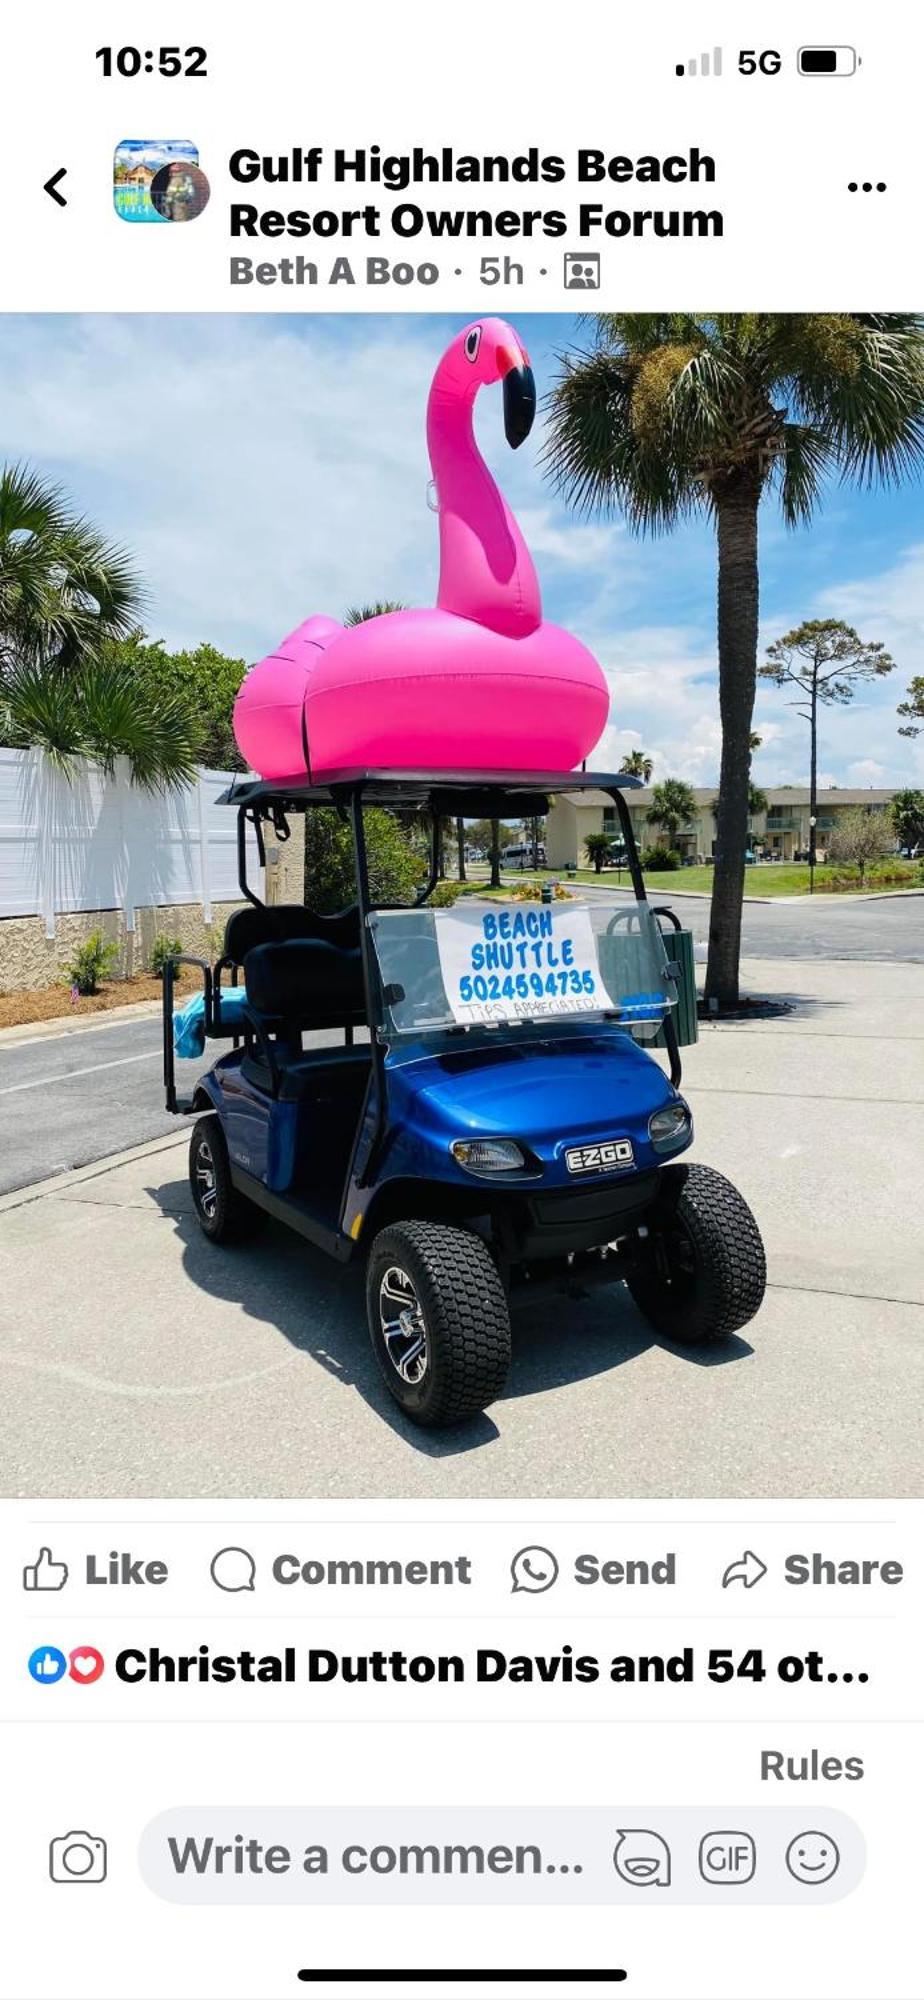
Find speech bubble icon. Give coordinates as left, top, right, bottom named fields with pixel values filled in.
left=510, top=1545, right=559, bottom=1595
left=210, top=1546, right=256, bottom=1593
left=613, top=1829, right=672, bottom=1887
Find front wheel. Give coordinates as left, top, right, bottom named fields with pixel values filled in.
left=366, top=1220, right=511, bottom=1427
left=626, top=1162, right=766, bottom=1343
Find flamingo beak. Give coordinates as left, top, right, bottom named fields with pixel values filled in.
left=502, top=358, right=536, bottom=448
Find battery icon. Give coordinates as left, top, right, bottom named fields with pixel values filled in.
left=798, top=46, right=857, bottom=75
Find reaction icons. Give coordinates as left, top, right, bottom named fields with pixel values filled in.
left=785, top=1831, right=840, bottom=1884
left=68, top=1646, right=105, bottom=1684
left=699, top=1831, right=756, bottom=1883
left=613, top=1829, right=672, bottom=1887
left=510, top=1546, right=559, bottom=1595
left=210, top=1546, right=256, bottom=1593
left=49, top=1832, right=107, bottom=1883
left=563, top=252, right=600, bottom=291
left=721, top=1549, right=768, bottom=1589
left=23, top=1547, right=68, bottom=1591
left=27, top=1646, right=104, bottom=1684
left=28, top=1646, right=67, bottom=1684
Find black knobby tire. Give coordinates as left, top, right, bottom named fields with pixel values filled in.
left=626, top=1161, right=766, bottom=1343
left=188, top=1115, right=265, bottom=1245
left=366, top=1220, right=512, bottom=1427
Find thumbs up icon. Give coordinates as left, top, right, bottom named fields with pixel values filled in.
left=23, top=1548, right=69, bottom=1592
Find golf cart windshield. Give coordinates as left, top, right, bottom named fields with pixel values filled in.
left=368, top=894, right=677, bottom=1054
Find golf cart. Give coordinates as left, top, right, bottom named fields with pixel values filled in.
left=162, top=770, right=765, bottom=1427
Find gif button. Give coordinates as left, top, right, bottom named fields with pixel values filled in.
left=699, top=1831, right=756, bottom=1884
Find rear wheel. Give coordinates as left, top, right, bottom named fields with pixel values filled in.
left=188, top=1116, right=265, bottom=1244
left=626, top=1162, right=766, bottom=1343
left=366, top=1220, right=511, bottom=1427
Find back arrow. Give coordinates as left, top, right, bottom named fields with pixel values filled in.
left=44, top=169, right=68, bottom=207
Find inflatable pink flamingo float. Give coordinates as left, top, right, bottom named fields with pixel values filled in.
left=233, top=318, right=609, bottom=777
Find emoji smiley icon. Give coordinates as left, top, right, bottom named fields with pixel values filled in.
left=785, top=1831, right=840, bottom=1884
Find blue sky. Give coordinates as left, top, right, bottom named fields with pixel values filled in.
left=0, top=311, right=922, bottom=788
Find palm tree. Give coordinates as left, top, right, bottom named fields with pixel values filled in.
left=619, top=748, right=654, bottom=782
left=0, top=464, right=199, bottom=789
left=585, top=831, right=611, bottom=874
left=545, top=314, right=924, bottom=1006
left=344, top=600, right=406, bottom=626
left=646, top=777, right=697, bottom=849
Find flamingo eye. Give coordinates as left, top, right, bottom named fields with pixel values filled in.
left=464, top=326, right=482, bottom=363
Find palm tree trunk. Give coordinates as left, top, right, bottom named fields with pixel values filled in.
left=808, top=679, right=818, bottom=893
left=456, top=817, right=466, bottom=883
left=489, top=819, right=502, bottom=890
left=705, top=477, right=761, bottom=1011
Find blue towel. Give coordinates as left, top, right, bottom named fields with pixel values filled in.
left=173, top=985, right=248, bottom=1058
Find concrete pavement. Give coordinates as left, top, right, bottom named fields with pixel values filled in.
left=1, top=951, right=920, bottom=1500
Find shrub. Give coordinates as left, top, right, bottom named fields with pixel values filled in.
left=150, top=934, right=183, bottom=980
left=512, top=881, right=572, bottom=902
left=65, top=931, right=119, bottom=996
left=640, top=846, right=681, bottom=871
left=304, top=807, right=425, bottom=912
left=429, top=880, right=460, bottom=907
left=826, top=807, right=893, bottom=885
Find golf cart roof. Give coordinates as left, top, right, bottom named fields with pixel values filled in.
left=217, top=769, right=642, bottom=815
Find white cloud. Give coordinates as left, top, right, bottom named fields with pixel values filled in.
left=847, top=758, right=886, bottom=785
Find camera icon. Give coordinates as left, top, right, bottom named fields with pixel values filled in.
left=49, top=1831, right=107, bottom=1883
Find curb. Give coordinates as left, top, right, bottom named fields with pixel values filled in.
left=0, top=1128, right=188, bottom=1216
left=0, top=999, right=162, bottom=1049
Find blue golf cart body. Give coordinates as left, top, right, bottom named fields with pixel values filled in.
left=163, top=771, right=765, bottom=1426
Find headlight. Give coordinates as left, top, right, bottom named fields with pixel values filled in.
left=451, top=1138, right=527, bottom=1176
left=648, top=1102, right=692, bottom=1152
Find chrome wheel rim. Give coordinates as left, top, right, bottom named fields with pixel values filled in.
left=379, top=1266, right=429, bottom=1385
left=195, top=1137, right=218, bottom=1220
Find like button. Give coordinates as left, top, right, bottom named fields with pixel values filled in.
left=23, top=1547, right=68, bottom=1591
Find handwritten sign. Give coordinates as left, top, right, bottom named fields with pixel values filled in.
left=434, top=902, right=603, bottom=1026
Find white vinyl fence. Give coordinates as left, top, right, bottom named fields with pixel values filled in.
left=0, top=749, right=262, bottom=938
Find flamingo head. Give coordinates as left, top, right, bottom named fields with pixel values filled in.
left=438, top=317, right=536, bottom=448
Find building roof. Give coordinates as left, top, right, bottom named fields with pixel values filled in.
left=571, top=786, right=898, bottom=810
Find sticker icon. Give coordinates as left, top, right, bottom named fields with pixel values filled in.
left=785, top=1831, right=840, bottom=1884
left=613, top=1829, right=672, bottom=1887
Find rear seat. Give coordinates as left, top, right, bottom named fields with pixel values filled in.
left=240, top=936, right=367, bottom=1095
left=223, top=902, right=360, bottom=965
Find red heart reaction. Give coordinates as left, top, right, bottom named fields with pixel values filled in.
left=68, top=1647, right=105, bottom=1684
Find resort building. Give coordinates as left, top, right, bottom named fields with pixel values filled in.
left=545, top=786, right=899, bottom=868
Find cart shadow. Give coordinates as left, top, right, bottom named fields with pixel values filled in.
left=149, top=1174, right=752, bottom=1458
left=508, top=1286, right=753, bottom=1399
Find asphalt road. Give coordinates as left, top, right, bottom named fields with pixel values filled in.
left=1, top=893, right=922, bottom=1197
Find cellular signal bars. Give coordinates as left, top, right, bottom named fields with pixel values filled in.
left=676, top=48, right=723, bottom=77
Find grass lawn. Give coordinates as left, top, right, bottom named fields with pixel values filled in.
left=458, top=862, right=922, bottom=899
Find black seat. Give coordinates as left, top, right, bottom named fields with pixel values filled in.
left=223, top=902, right=360, bottom=966
left=240, top=938, right=367, bottom=1095
left=244, top=938, right=365, bottom=1029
